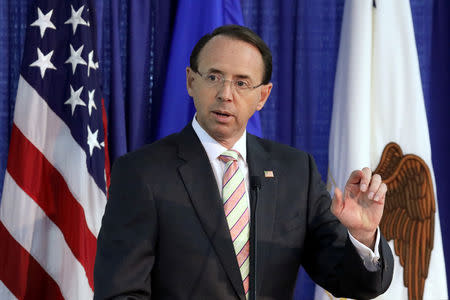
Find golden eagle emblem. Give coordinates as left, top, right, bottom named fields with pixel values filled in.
left=374, top=142, right=435, bottom=300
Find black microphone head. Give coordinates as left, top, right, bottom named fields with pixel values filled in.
left=250, top=176, right=262, bottom=190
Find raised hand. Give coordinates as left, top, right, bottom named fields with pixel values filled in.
left=331, top=167, right=387, bottom=249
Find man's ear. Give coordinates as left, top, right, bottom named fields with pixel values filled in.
left=186, top=67, right=195, bottom=97
left=256, top=82, right=273, bottom=111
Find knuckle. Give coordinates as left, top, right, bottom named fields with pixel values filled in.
left=361, top=168, right=372, bottom=181
left=373, top=173, right=382, bottom=182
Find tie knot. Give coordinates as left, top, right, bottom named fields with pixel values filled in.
left=219, top=149, right=240, bottom=163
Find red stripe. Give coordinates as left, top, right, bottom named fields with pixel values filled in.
left=219, top=154, right=235, bottom=163
left=0, top=221, right=64, bottom=300
left=243, top=275, right=250, bottom=294
left=101, top=98, right=111, bottom=197
left=222, top=163, right=238, bottom=187
left=224, top=180, right=245, bottom=215
left=7, top=124, right=96, bottom=289
left=230, top=208, right=249, bottom=241
left=236, top=240, right=250, bottom=267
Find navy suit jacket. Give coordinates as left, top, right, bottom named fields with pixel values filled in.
left=94, top=124, right=393, bottom=300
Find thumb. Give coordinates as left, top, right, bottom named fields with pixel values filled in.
left=331, top=187, right=344, bottom=216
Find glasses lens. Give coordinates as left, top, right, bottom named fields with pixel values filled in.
left=199, top=71, right=257, bottom=95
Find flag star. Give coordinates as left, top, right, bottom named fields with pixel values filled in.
left=30, top=7, right=56, bottom=38
left=87, top=125, right=101, bottom=156
left=64, top=5, right=89, bottom=34
left=100, top=141, right=105, bottom=148
left=87, top=50, right=99, bottom=76
left=65, top=44, right=87, bottom=74
left=88, top=89, right=97, bottom=116
left=64, top=85, right=86, bottom=115
left=29, top=48, right=57, bottom=78
left=86, top=7, right=91, bottom=26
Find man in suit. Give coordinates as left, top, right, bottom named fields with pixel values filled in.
left=94, top=25, right=393, bottom=300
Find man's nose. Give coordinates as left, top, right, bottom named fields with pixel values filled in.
left=217, top=80, right=233, bottom=101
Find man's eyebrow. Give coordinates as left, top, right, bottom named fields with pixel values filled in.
left=234, top=74, right=251, bottom=79
left=205, top=68, right=224, bottom=74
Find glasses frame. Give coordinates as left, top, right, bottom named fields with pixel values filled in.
left=194, top=70, right=264, bottom=93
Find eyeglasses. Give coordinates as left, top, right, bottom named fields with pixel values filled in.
left=195, top=70, right=264, bottom=95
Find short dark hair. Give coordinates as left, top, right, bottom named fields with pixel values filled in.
left=190, top=25, right=272, bottom=85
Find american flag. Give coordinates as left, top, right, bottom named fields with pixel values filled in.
left=0, top=0, right=109, bottom=299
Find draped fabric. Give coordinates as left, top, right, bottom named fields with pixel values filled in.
left=430, top=0, right=450, bottom=288
left=94, top=0, right=178, bottom=160
left=0, top=0, right=32, bottom=203
left=1, top=0, right=449, bottom=299
left=240, top=2, right=344, bottom=297
left=321, top=1, right=447, bottom=299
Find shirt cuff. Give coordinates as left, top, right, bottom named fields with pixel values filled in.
left=348, top=228, right=381, bottom=272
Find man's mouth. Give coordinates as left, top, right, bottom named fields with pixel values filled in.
left=212, top=110, right=232, bottom=122
left=214, top=111, right=230, bottom=116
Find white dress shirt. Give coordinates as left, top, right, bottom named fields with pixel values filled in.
left=192, top=117, right=251, bottom=210
left=191, top=117, right=380, bottom=271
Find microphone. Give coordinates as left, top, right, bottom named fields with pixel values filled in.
left=250, top=176, right=262, bottom=191
left=250, top=176, right=261, bottom=300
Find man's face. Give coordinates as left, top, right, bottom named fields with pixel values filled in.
left=186, top=35, right=272, bottom=148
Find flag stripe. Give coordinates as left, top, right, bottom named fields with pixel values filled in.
left=0, top=173, right=94, bottom=300
left=7, top=123, right=96, bottom=289
left=13, top=76, right=106, bottom=236
left=0, top=222, right=64, bottom=300
left=2, top=2, right=108, bottom=299
left=0, top=280, right=18, bottom=300
left=101, top=98, right=111, bottom=195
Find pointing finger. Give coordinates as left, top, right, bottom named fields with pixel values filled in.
left=347, top=170, right=363, bottom=186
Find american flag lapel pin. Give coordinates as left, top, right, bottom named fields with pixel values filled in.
left=264, top=170, right=274, bottom=178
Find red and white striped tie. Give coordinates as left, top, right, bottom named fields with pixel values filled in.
left=219, top=150, right=250, bottom=299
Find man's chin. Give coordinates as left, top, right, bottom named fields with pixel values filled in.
left=209, top=128, right=246, bottom=147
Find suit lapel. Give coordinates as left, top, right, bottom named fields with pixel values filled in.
left=176, top=125, right=246, bottom=300
left=246, top=134, right=277, bottom=295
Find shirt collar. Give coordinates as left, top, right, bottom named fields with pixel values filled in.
left=192, top=115, right=247, bottom=162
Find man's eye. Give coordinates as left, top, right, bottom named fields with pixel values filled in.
left=235, top=80, right=249, bottom=88
left=207, top=74, right=219, bottom=82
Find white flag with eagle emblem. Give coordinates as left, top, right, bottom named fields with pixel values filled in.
left=314, top=0, right=448, bottom=300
